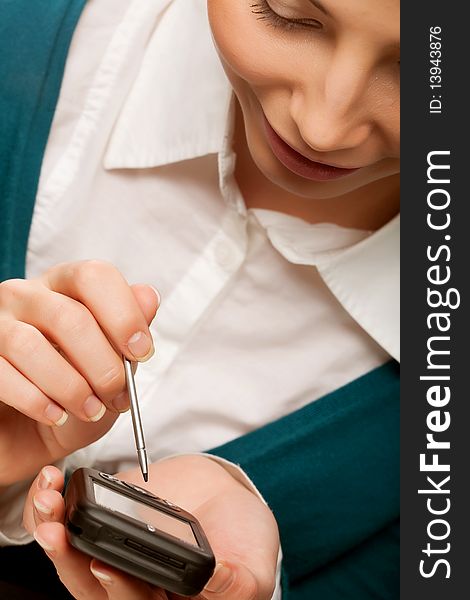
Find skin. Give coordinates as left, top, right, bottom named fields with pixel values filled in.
left=14, top=1, right=400, bottom=598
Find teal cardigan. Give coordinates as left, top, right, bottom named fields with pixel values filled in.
left=0, top=2, right=399, bottom=598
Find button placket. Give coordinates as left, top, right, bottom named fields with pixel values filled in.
left=141, top=216, right=247, bottom=386
left=214, top=239, right=239, bottom=271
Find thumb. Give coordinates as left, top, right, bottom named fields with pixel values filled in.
left=201, top=561, right=259, bottom=600
left=130, top=284, right=161, bottom=325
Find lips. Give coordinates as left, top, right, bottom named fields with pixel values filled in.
left=263, top=116, right=360, bottom=182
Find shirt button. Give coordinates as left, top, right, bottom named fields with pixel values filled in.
left=214, top=241, right=238, bottom=270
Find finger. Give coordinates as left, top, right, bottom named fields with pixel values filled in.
left=34, top=521, right=107, bottom=600
left=200, top=561, right=261, bottom=600
left=89, top=559, right=165, bottom=600
left=32, top=489, right=65, bottom=528
left=0, top=319, right=108, bottom=422
left=0, top=355, right=69, bottom=426
left=23, top=466, right=64, bottom=534
left=4, top=282, right=126, bottom=413
left=130, top=284, right=160, bottom=325
left=44, top=261, right=158, bottom=362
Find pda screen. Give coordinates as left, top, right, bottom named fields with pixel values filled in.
left=93, top=481, right=198, bottom=547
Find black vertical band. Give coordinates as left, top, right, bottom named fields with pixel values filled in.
left=401, top=4, right=469, bottom=597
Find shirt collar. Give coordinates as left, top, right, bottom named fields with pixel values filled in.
left=104, top=0, right=231, bottom=170
left=316, top=215, right=400, bottom=362
left=251, top=209, right=372, bottom=263
left=252, top=210, right=400, bottom=362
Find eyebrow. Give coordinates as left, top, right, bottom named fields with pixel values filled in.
left=307, top=0, right=330, bottom=17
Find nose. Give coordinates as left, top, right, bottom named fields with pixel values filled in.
left=291, top=49, right=375, bottom=154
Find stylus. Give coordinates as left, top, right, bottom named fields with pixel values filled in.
left=123, top=356, right=149, bottom=482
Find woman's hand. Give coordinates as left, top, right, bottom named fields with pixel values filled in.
left=0, top=260, right=159, bottom=486
left=23, top=456, right=279, bottom=600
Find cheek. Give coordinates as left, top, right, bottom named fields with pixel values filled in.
left=207, top=1, right=291, bottom=91
left=382, top=103, right=400, bottom=157
left=371, top=79, right=400, bottom=156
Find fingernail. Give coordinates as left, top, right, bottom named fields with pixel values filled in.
left=204, top=563, right=234, bottom=594
left=127, top=331, right=154, bottom=362
left=38, top=467, right=53, bottom=490
left=34, top=531, right=55, bottom=554
left=33, top=496, right=53, bottom=516
left=83, top=395, right=106, bottom=422
left=44, top=403, right=68, bottom=427
left=90, top=565, right=113, bottom=585
left=112, top=391, right=129, bottom=413
left=149, top=285, right=162, bottom=306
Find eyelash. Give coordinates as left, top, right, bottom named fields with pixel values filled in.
left=250, top=1, right=323, bottom=31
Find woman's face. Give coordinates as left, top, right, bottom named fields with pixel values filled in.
left=207, top=0, right=400, bottom=200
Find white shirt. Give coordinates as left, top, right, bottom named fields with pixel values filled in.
left=0, top=0, right=399, bottom=580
